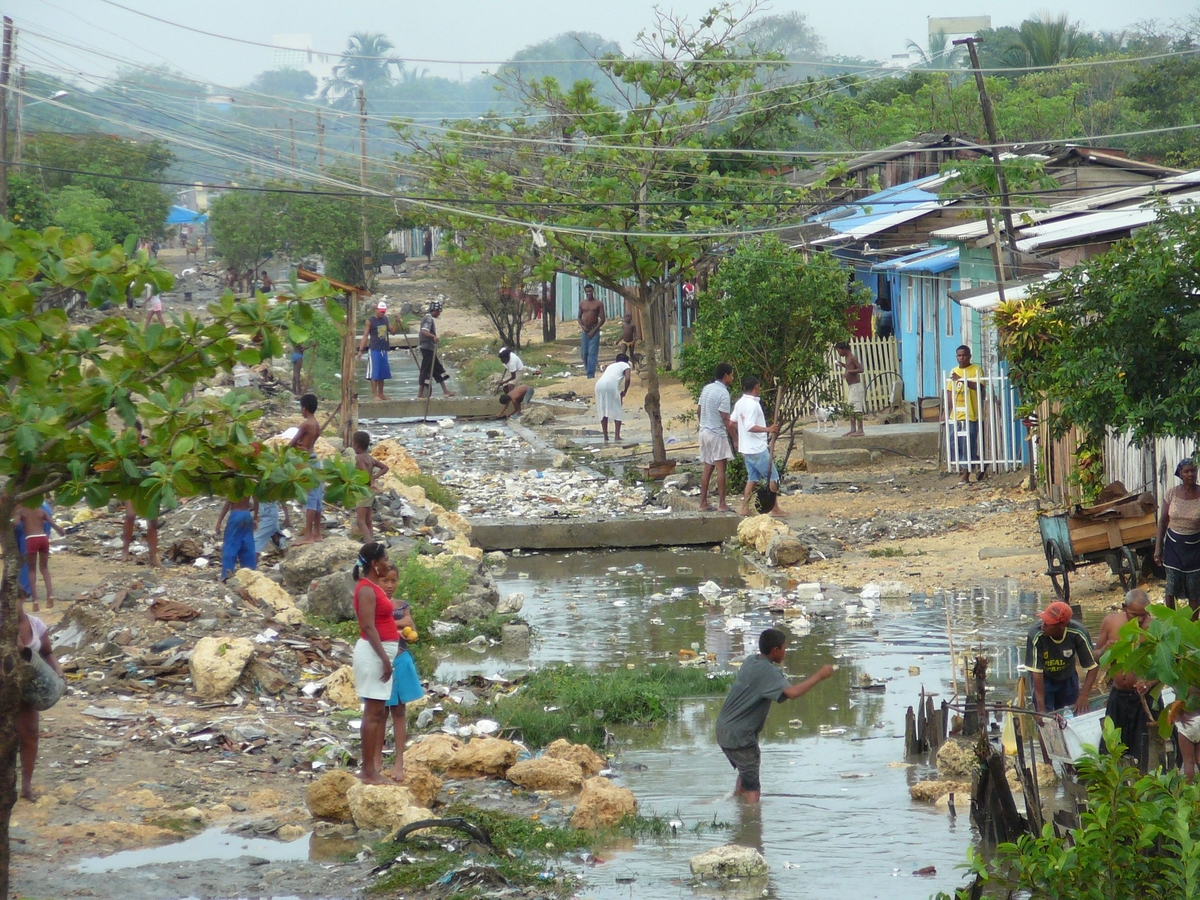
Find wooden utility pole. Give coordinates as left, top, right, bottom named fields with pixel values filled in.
left=316, top=110, right=324, bottom=170
left=956, top=36, right=1019, bottom=298
left=13, top=65, right=23, bottom=165
left=0, top=17, right=15, bottom=220
left=288, top=117, right=296, bottom=180
left=338, top=87, right=372, bottom=447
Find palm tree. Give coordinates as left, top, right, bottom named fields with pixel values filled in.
left=321, top=32, right=404, bottom=106
left=906, top=29, right=966, bottom=69
left=1002, top=12, right=1087, bottom=70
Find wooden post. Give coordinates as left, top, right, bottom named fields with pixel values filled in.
left=0, top=17, right=15, bottom=219
left=340, top=291, right=356, bottom=447
left=13, top=64, right=22, bottom=165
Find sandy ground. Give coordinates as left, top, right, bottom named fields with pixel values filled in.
left=6, top=256, right=1137, bottom=900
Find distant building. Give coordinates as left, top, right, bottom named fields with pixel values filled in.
left=269, top=34, right=334, bottom=85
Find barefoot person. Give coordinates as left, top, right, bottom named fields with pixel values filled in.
left=698, top=363, right=737, bottom=512
left=13, top=504, right=65, bottom=612
left=498, top=347, right=524, bottom=391
left=352, top=542, right=402, bottom=784
left=289, top=393, right=324, bottom=545
left=835, top=341, right=865, bottom=437
left=359, top=301, right=399, bottom=402
left=380, top=561, right=423, bottom=782
left=1095, top=589, right=1155, bottom=766
left=121, top=421, right=160, bottom=567
left=352, top=431, right=390, bottom=543
left=716, top=628, right=835, bottom=803
left=732, top=376, right=787, bottom=518
left=18, top=604, right=62, bottom=801
left=216, top=498, right=256, bottom=583
left=594, top=353, right=632, bottom=442
left=577, top=285, right=606, bottom=378
left=1155, top=458, right=1200, bottom=615
left=498, top=384, right=534, bottom=418
left=417, top=300, right=454, bottom=399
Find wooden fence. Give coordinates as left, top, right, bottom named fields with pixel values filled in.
left=797, top=336, right=901, bottom=415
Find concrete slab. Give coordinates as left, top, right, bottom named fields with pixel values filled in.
left=359, top=398, right=581, bottom=421
left=470, top=513, right=738, bottom=551
left=801, top=422, right=940, bottom=461
left=806, top=449, right=873, bottom=472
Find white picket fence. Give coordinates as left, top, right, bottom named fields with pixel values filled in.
left=796, top=337, right=902, bottom=416
left=942, top=370, right=1026, bottom=473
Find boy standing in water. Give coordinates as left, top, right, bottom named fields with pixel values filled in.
left=352, top=431, right=390, bottom=543
left=14, top=504, right=65, bottom=611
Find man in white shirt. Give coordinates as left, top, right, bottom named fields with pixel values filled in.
left=498, top=347, right=524, bottom=391
left=697, top=362, right=737, bottom=512
left=731, top=376, right=787, bottom=518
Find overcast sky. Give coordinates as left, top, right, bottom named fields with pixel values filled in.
left=10, top=0, right=1198, bottom=89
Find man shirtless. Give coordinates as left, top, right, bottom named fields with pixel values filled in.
left=1095, top=588, right=1155, bottom=765
left=835, top=342, right=865, bottom=437
left=289, top=393, right=324, bottom=544
left=577, top=285, right=606, bottom=379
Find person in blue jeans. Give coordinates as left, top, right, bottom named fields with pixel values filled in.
left=216, top=498, right=256, bottom=583
left=577, top=285, right=606, bottom=378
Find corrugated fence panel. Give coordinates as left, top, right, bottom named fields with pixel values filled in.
left=1103, top=429, right=1156, bottom=496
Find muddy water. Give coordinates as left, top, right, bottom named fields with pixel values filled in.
left=436, top=549, right=1104, bottom=900
left=355, top=346, right=459, bottom=401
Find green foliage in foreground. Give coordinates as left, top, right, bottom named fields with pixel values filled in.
left=490, top=664, right=733, bottom=749
left=938, top=720, right=1200, bottom=899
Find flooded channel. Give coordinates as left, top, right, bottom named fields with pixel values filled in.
left=434, top=548, right=1104, bottom=900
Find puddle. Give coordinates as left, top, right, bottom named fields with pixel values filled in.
left=433, top=548, right=1101, bottom=899
left=74, top=827, right=332, bottom=873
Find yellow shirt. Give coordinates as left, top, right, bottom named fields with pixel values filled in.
left=946, top=364, right=982, bottom=421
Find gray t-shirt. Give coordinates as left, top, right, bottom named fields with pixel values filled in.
left=419, top=313, right=436, bottom=351
left=698, top=381, right=732, bottom=435
left=715, top=653, right=791, bottom=750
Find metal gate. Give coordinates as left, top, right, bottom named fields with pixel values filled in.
left=942, top=370, right=1026, bottom=473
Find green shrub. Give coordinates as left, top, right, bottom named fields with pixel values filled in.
left=490, top=664, right=732, bottom=749
left=400, top=473, right=459, bottom=511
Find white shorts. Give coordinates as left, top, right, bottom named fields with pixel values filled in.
left=352, top=638, right=398, bottom=701
left=700, top=430, right=734, bottom=465
left=1178, top=713, right=1200, bottom=744
left=847, top=382, right=866, bottom=413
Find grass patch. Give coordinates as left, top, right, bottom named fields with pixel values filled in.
left=306, top=614, right=359, bottom=643
left=435, top=613, right=518, bottom=644
left=866, top=546, right=925, bottom=558
left=400, top=473, right=459, bottom=511
left=489, top=664, right=732, bottom=749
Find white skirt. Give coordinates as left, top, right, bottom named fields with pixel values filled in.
left=595, top=376, right=624, bottom=421
left=353, top=638, right=398, bottom=701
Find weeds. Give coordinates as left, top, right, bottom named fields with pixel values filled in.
left=866, top=546, right=925, bottom=558
left=489, top=664, right=732, bottom=749
left=400, top=473, right=460, bottom=511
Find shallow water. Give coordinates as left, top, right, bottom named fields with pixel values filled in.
left=356, top=343, right=459, bottom=401
left=361, top=416, right=557, bottom=474
left=434, top=548, right=1104, bottom=900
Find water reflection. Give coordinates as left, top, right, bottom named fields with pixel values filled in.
left=433, top=547, right=1095, bottom=899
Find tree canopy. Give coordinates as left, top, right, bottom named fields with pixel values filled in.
left=992, top=206, right=1200, bottom=444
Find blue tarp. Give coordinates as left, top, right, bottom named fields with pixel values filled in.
left=166, top=205, right=207, bottom=225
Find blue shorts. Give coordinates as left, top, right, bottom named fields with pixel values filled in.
left=388, top=650, right=425, bottom=706
left=367, top=349, right=391, bottom=382
left=306, top=481, right=325, bottom=512
left=743, top=450, right=779, bottom=485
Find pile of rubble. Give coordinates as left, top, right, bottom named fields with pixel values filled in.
left=446, top=468, right=657, bottom=520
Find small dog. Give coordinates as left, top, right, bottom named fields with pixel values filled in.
left=185, top=245, right=199, bottom=261
left=814, top=405, right=838, bottom=432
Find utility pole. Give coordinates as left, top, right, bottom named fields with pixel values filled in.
left=0, top=17, right=15, bottom=219
left=288, top=117, right=296, bottom=180
left=358, top=89, right=371, bottom=280
left=316, top=110, right=324, bottom=170
left=338, top=87, right=371, bottom=446
left=956, top=36, right=1019, bottom=299
left=13, top=64, right=23, bottom=165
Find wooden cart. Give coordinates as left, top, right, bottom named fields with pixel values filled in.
left=1038, top=487, right=1156, bottom=604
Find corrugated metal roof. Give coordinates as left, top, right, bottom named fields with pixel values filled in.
left=808, top=174, right=951, bottom=244
left=1014, top=188, right=1200, bottom=252
left=949, top=273, right=1061, bottom=312
left=872, top=246, right=959, bottom=273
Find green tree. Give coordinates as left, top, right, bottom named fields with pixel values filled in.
left=403, top=3, right=813, bottom=463
left=209, top=190, right=284, bottom=279
left=677, top=237, right=862, bottom=467
left=991, top=206, right=1200, bottom=444
left=499, top=32, right=624, bottom=95
left=938, top=720, right=1200, bottom=899
left=47, top=185, right=122, bottom=249
left=0, top=223, right=365, bottom=898
left=247, top=68, right=318, bottom=99
left=905, top=29, right=966, bottom=70
left=443, top=237, right=535, bottom=350
left=322, top=32, right=404, bottom=107
left=1001, top=12, right=1089, bottom=70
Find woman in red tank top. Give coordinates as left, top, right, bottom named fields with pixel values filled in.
left=352, top=542, right=401, bottom=784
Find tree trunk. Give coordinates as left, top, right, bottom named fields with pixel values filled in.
left=638, top=285, right=667, bottom=463
left=0, top=488, right=23, bottom=899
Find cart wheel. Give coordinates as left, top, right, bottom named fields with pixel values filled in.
left=1045, top=539, right=1070, bottom=603
left=1115, top=546, right=1140, bottom=591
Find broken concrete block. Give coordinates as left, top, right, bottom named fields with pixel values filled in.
left=506, top=756, right=584, bottom=792
left=346, top=782, right=429, bottom=831
left=690, top=844, right=768, bottom=879
left=545, top=739, right=606, bottom=777
left=569, top=776, right=637, bottom=829
left=805, top=448, right=873, bottom=472
left=189, top=636, right=255, bottom=700
left=306, top=770, right=358, bottom=821
left=446, top=737, right=520, bottom=779
left=406, top=734, right=465, bottom=773
left=736, top=515, right=790, bottom=554
left=765, top=534, right=808, bottom=567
